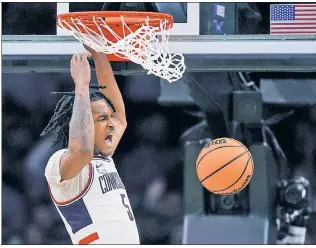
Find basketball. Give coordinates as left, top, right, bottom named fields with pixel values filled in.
left=196, top=138, right=254, bottom=195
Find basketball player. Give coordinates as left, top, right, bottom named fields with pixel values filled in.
left=41, top=47, right=140, bottom=244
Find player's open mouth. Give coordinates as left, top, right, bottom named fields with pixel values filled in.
left=105, top=135, right=112, bottom=144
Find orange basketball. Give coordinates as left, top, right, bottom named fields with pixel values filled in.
left=196, top=138, right=254, bottom=195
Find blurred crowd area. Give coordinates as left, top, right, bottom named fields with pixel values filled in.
left=2, top=1, right=316, bottom=245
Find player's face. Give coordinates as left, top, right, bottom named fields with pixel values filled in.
left=91, top=99, right=116, bottom=156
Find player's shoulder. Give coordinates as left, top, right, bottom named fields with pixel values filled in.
left=48, top=149, right=68, bottom=164
left=44, top=149, right=68, bottom=182
left=45, top=149, right=67, bottom=171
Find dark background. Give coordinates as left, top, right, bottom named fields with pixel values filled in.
left=2, top=2, right=288, bottom=35
left=2, top=2, right=316, bottom=245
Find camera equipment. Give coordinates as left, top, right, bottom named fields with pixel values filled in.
left=277, top=177, right=312, bottom=244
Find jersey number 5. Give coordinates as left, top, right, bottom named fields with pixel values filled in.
left=120, top=194, right=134, bottom=221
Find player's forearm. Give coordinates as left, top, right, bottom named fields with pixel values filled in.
left=68, top=83, right=95, bottom=153
left=94, top=54, right=127, bottom=125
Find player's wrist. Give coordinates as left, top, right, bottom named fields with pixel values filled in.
left=93, top=52, right=108, bottom=61
left=74, top=80, right=90, bottom=88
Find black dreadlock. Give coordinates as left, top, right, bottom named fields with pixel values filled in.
left=40, top=85, right=116, bottom=148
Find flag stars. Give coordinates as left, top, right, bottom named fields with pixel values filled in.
left=271, top=5, right=295, bottom=20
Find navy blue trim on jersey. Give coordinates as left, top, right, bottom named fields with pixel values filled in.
left=58, top=198, right=93, bottom=234
left=50, top=164, right=95, bottom=234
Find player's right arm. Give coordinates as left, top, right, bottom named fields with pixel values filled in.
left=59, top=53, right=94, bottom=181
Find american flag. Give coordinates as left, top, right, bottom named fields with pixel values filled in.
left=270, top=4, right=316, bottom=35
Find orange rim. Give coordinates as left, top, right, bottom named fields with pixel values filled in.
left=57, top=11, right=174, bottom=62
left=57, top=11, right=174, bottom=31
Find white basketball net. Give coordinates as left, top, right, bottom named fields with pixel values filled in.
left=58, top=15, right=186, bottom=83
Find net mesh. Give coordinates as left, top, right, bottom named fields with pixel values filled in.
left=58, top=15, right=186, bottom=83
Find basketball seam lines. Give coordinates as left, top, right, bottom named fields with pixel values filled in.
left=196, top=145, right=244, bottom=168
left=200, top=150, right=248, bottom=182
left=212, top=156, right=251, bottom=193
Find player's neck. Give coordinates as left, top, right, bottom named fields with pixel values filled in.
left=93, top=150, right=109, bottom=159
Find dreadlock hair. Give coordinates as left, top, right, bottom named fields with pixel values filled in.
left=40, top=85, right=116, bottom=148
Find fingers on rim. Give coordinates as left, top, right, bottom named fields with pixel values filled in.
left=71, top=53, right=91, bottom=64
left=72, top=54, right=79, bottom=63
left=81, top=52, right=92, bottom=58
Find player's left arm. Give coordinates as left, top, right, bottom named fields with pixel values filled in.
left=92, top=51, right=127, bottom=156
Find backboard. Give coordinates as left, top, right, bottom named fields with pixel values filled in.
left=2, top=2, right=316, bottom=73
left=56, top=3, right=200, bottom=36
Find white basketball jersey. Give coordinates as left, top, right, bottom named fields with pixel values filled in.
left=47, top=153, right=140, bottom=244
